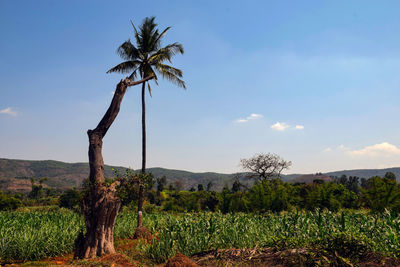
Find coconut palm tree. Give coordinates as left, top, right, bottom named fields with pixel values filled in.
left=107, top=17, right=185, bottom=230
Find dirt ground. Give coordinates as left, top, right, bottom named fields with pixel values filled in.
left=4, top=239, right=400, bottom=267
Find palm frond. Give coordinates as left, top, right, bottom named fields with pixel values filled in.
left=107, top=60, right=140, bottom=74
left=142, top=63, right=156, bottom=79
left=147, top=82, right=152, bottom=97
left=112, top=17, right=184, bottom=90
left=128, top=67, right=139, bottom=80
left=137, top=17, right=159, bottom=53
left=149, top=43, right=184, bottom=64
left=155, top=63, right=186, bottom=89
left=153, top=26, right=171, bottom=50
left=156, top=63, right=183, bottom=77
left=117, top=40, right=140, bottom=61
left=130, top=20, right=142, bottom=51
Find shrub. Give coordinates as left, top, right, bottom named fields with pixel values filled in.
left=0, top=192, right=22, bottom=211
left=59, top=189, right=80, bottom=210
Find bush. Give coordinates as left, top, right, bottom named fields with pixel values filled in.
left=59, top=189, right=81, bottom=210
left=0, top=192, right=22, bottom=211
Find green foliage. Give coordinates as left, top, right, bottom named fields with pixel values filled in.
left=107, top=16, right=185, bottom=91
left=385, top=171, right=397, bottom=180
left=59, top=189, right=81, bottom=210
left=0, top=209, right=83, bottom=261
left=361, top=176, right=400, bottom=212
left=2, top=210, right=400, bottom=263
left=142, top=211, right=400, bottom=263
left=0, top=192, right=22, bottom=211
left=116, top=170, right=155, bottom=206
left=158, top=178, right=363, bottom=214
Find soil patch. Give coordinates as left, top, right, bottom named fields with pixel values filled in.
left=165, top=253, right=199, bottom=267
left=191, top=248, right=400, bottom=267
left=133, top=226, right=152, bottom=243
left=95, top=253, right=137, bottom=267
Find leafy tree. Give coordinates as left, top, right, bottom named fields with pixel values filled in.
left=384, top=172, right=396, bottom=180
left=59, top=189, right=81, bottom=210
left=107, top=17, right=185, bottom=230
left=0, top=191, right=22, bottom=211
left=229, top=192, right=250, bottom=212
left=361, top=176, right=400, bottom=212
left=304, top=182, right=357, bottom=211
left=168, top=183, right=175, bottom=191
left=360, top=178, right=368, bottom=189
left=338, top=175, right=348, bottom=185
left=207, top=192, right=220, bottom=211
left=231, top=179, right=241, bottom=192
left=197, top=184, right=204, bottom=191
left=157, top=176, right=167, bottom=192
left=174, top=180, right=183, bottom=192
left=28, top=178, right=46, bottom=199
left=347, top=176, right=360, bottom=194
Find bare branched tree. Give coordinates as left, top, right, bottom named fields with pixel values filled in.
left=240, top=153, right=291, bottom=181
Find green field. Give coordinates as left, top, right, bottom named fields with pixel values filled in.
left=1, top=209, right=400, bottom=264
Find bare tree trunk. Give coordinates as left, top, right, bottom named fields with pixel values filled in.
left=137, top=82, right=146, bottom=228
left=74, top=76, right=154, bottom=259
left=141, top=82, right=146, bottom=175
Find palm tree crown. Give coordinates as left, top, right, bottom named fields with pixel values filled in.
left=107, top=16, right=185, bottom=92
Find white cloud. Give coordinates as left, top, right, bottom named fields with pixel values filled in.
left=234, top=113, right=263, bottom=123
left=349, top=142, right=400, bottom=156
left=0, top=107, right=17, bottom=116
left=247, top=113, right=263, bottom=120
left=323, top=147, right=332, bottom=152
left=271, top=122, right=289, bottom=131
left=295, top=125, right=304, bottom=130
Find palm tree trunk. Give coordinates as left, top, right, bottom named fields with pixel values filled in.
left=137, top=81, right=146, bottom=228
left=141, top=82, right=146, bottom=174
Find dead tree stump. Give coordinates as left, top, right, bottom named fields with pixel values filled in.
left=74, top=75, right=154, bottom=259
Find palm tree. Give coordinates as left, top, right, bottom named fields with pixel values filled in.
left=107, top=17, right=185, bottom=230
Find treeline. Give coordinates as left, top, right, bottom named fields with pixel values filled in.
left=153, top=173, right=400, bottom=213
left=0, top=178, right=62, bottom=210
left=1, top=172, right=399, bottom=214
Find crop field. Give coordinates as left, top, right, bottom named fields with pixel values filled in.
left=0, top=209, right=400, bottom=264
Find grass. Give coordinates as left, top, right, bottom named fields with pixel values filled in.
left=0, top=208, right=400, bottom=263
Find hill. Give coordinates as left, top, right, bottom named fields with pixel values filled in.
left=0, top=158, right=237, bottom=192
left=1, top=158, right=399, bottom=192
left=324, top=168, right=400, bottom=180
left=291, top=174, right=333, bottom=184
left=287, top=168, right=400, bottom=184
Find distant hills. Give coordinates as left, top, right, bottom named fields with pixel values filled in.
left=283, top=168, right=400, bottom=184
left=291, top=174, right=333, bottom=184
left=0, top=158, right=236, bottom=192
left=0, top=158, right=399, bottom=192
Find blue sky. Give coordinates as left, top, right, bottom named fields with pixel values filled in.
left=1, top=1, right=400, bottom=174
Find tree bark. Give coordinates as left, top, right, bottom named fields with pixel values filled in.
left=74, top=75, right=154, bottom=259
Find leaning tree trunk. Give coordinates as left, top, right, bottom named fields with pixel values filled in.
left=74, top=75, right=154, bottom=259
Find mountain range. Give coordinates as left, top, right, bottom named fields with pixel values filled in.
left=0, top=158, right=399, bottom=192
